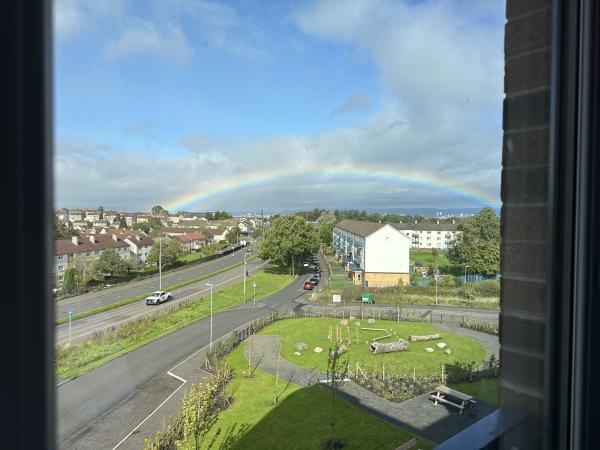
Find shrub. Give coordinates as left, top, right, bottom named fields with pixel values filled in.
left=471, top=279, right=500, bottom=297
left=440, top=275, right=456, bottom=288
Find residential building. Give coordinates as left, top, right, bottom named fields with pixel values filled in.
left=332, top=220, right=410, bottom=288
left=171, top=232, right=208, bottom=252
left=84, top=209, right=101, bottom=222
left=124, top=234, right=155, bottom=265
left=103, top=211, right=119, bottom=223
left=204, top=228, right=228, bottom=243
left=392, top=220, right=460, bottom=249
left=71, top=220, right=89, bottom=231
left=68, top=209, right=85, bottom=222
left=124, top=214, right=137, bottom=227
left=53, top=234, right=132, bottom=286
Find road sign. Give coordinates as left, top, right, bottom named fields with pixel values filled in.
left=332, top=294, right=341, bottom=303
left=66, top=310, right=73, bottom=316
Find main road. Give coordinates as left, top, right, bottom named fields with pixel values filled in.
left=56, top=247, right=254, bottom=318
left=55, top=256, right=265, bottom=346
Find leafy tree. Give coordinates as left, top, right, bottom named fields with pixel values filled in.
left=147, top=238, right=182, bottom=269
left=118, top=216, right=128, bottom=228
left=62, top=267, right=78, bottom=296
left=258, top=215, right=319, bottom=275
left=53, top=219, right=77, bottom=240
left=133, top=222, right=151, bottom=234
left=98, top=206, right=104, bottom=218
left=95, top=248, right=129, bottom=279
left=325, top=343, right=349, bottom=449
left=316, top=212, right=336, bottom=246
left=151, top=205, right=169, bottom=216
left=448, top=207, right=500, bottom=277
left=225, top=227, right=239, bottom=244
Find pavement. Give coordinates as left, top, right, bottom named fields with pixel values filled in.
left=244, top=334, right=498, bottom=445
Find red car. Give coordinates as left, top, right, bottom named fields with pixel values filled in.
left=303, top=281, right=314, bottom=290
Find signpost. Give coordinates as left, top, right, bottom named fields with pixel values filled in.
left=253, top=281, right=257, bottom=307
left=332, top=294, right=341, bottom=303
left=66, top=310, right=74, bottom=343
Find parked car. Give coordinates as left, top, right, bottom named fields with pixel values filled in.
left=303, top=281, right=314, bottom=290
left=309, top=277, right=319, bottom=285
left=303, top=261, right=310, bottom=267
left=145, top=290, right=173, bottom=305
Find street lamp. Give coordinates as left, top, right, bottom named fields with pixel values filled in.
left=253, top=281, right=256, bottom=307
left=205, top=282, right=213, bottom=352
left=464, top=264, right=468, bottom=284
left=243, top=250, right=247, bottom=303
left=159, top=236, right=162, bottom=290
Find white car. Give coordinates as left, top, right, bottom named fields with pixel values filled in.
left=145, top=290, right=173, bottom=305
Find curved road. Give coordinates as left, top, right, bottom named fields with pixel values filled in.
left=56, top=248, right=254, bottom=318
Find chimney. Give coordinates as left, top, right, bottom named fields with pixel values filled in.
left=89, top=235, right=95, bottom=244
left=452, top=219, right=455, bottom=224
left=436, top=220, right=440, bottom=224
left=112, top=234, right=118, bottom=241
left=414, top=219, right=417, bottom=224
left=71, top=236, right=78, bottom=245
left=136, top=235, right=141, bottom=241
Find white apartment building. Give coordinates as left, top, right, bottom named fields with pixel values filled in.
left=392, top=220, right=460, bottom=249
left=332, top=220, right=410, bottom=288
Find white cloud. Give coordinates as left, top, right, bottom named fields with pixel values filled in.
left=54, top=0, right=123, bottom=41
left=105, top=20, right=193, bottom=63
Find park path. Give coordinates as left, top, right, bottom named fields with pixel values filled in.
left=245, top=335, right=497, bottom=444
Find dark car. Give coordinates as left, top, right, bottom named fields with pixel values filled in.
left=303, top=281, right=314, bottom=290
left=309, top=277, right=319, bottom=285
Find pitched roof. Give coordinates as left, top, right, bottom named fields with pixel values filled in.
left=54, top=235, right=130, bottom=255
left=334, top=220, right=386, bottom=237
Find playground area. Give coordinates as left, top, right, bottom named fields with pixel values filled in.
left=258, top=317, right=487, bottom=377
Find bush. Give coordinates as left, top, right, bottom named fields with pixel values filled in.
left=440, top=275, right=456, bottom=288
left=471, top=279, right=500, bottom=297
left=459, top=287, right=475, bottom=301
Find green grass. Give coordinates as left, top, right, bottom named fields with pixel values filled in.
left=449, top=377, right=500, bottom=405
left=177, top=251, right=207, bottom=263
left=410, top=249, right=452, bottom=272
left=55, top=268, right=293, bottom=379
left=258, top=318, right=486, bottom=376
left=180, top=344, right=434, bottom=450
left=55, top=256, right=256, bottom=325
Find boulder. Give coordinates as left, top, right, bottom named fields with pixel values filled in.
left=437, top=342, right=447, bottom=349
left=445, top=348, right=452, bottom=355
left=340, top=319, right=349, bottom=326
left=425, top=348, right=434, bottom=353
left=295, top=342, right=308, bottom=351
left=314, top=346, right=323, bottom=353
left=293, top=351, right=302, bottom=356
left=368, top=318, right=375, bottom=324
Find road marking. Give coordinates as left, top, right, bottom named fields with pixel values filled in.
left=55, top=377, right=74, bottom=388
left=112, top=317, right=258, bottom=449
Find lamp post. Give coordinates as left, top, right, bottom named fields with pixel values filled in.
left=464, top=264, right=468, bottom=284
left=253, top=281, right=256, bottom=307
left=243, top=250, right=247, bottom=303
left=435, top=264, right=438, bottom=306
left=205, top=282, right=213, bottom=351
left=159, top=236, right=162, bottom=290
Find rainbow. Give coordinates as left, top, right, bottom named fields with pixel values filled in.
left=163, top=166, right=500, bottom=211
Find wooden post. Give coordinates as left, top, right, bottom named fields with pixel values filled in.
left=413, top=367, right=416, bottom=382
left=347, top=326, right=351, bottom=345
left=382, top=363, right=385, bottom=381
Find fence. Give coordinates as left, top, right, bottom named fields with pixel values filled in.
left=301, top=304, right=499, bottom=326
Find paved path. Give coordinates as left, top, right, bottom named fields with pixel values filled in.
left=432, top=322, right=499, bottom=361
left=245, top=334, right=497, bottom=444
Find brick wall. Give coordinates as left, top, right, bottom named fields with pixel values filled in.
left=500, top=0, right=552, bottom=448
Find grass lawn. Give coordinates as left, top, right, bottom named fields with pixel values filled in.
left=259, top=318, right=486, bottom=377
left=449, top=377, right=500, bottom=405
left=177, top=251, right=207, bottom=263
left=55, top=268, right=294, bottom=379
left=182, top=344, right=434, bottom=450
left=410, top=250, right=453, bottom=272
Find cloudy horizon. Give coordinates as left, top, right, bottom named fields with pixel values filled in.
left=54, top=0, right=505, bottom=213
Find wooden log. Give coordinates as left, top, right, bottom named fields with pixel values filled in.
left=371, top=333, right=392, bottom=342
left=361, top=327, right=387, bottom=331
left=409, top=334, right=441, bottom=342
left=370, top=339, right=408, bottom=354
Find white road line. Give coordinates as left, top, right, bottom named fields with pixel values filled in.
left=112, top=318, right=258, bottom=449
left=55, top=377, right=74, bottom=388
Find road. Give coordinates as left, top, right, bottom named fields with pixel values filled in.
left=56, top=248, right=254, bottom=318
left=55, top=257, right=265, bottom=346
left=57, top=269, right=313, bottom=448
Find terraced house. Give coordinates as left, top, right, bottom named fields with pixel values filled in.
left=332, top=220, right=410, bottom=288
left=393, top=220, right=460, bottom=249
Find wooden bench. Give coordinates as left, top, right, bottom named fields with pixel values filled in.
left=428, top=385, right=475, bottom=415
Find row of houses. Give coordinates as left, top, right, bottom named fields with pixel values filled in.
left=331, top=219, right=462, bottom=288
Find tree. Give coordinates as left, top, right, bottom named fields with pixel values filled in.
left=225, top=227, right=239, bottom=244
left=95, top=248, right=129, bottom=279
left=317, top=212, right=336, bottom=246
left=325, top=342, right=349, bottom=449
left=98, top=206, right=104, bottom=218
left=53, top=219, right=77, bottom=240
left=62, top=267, right=78, bottom=296
left=448, top=207, right=500, bottom=277
left=258, top=215, right=319, bottom=275
left=147, top=238, right=182, bottom=269
left=151, top=205, right=168, bottom=216
left=118, top=216, right=128, bottom=228
left=133, top=222, right=151, bottom=234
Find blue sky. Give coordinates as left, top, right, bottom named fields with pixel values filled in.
left=54, top=0, right=505, bottom=213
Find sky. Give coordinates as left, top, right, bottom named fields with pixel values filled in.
left=54, top=0, right=506, bottom=214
